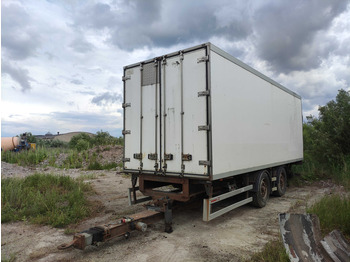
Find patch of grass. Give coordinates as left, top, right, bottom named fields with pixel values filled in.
left=64, top=228, right=77, bottom=235
left=102, top=162, right=118, bottom=170
left=1, top=253, right=17, bottom=262
left=291, top=156, right=350, bottom=191
left=48, top=154, right=57, bottom=166
left=1, top=147, right=48, bottom=166
left=308, top=194, right=350, bottom=238
left=247, top=239, right=289, bottom=262
left=87, top=161, right=118, bottom=170
left=62, top=150, right=83, bottom=169
left=1, top=173, right=93, bottom=227
left=121, top=173, right=131, bottom=179
left=87, top=161, right=103, bottom=170
left=77, top=173, right=98, bottom=181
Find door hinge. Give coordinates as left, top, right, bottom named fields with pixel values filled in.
left=198, top=90, right=210, bottom=97
left=122, top=130, right=131, bottom=135
left=182, top=154, right=192, bottom=161
left=123, top=158, right=130, bottom=162
left=179, top=51, right=184, bottom=61
left=197, top=56, right=209, bottom=63
left=122, top=76, right=131, bottom=81
left=198, top=125, right=210, bottom=131
left=122, top=103, right=131, bottom=108
left=199, top=160, right=211, bottom=166
left=133, top=153, right=142, bottom=160
left=164, top=154, right=173, bottom=160
left=148, top=153, right=158, bottom=160
left=162, top=57, right=167, bottom=65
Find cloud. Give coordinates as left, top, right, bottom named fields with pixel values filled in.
left=2, top=61, right=32, bottom=92
left=1, top=0, right=350, bottom=138
left=253, top=0, right=348, bottom=72
left=72, top=0, right=252, bottom=51
left=91, top=92, right=122, bottom=106
left=70, top=79, right=83, bottom=85
left=69, top=37, right=94, bottom=53
left=1, top=3, right=41, bottom=60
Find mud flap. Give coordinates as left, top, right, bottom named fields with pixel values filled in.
left=279, top=213, right=331, bottom=262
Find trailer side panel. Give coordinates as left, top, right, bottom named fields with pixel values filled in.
left=210, top=50, right=303, bottom=179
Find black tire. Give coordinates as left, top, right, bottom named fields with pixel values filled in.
left=252, top=170, right=271, bottom=208
left=273, top=167, right=287, bottom=197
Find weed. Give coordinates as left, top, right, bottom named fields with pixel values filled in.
left=62, top=150, right=83, bottom=169
left=1, top=147, right=48, bottom=166
left=308, top=194, right=350, bottom=238
left=82, top=150, right=89, bottom=162
left=77, top=173, right=98, bottom=181
left=247, top=238, right=289, bottom=262
left=121, top=173, right=131, bottom=179
left=48, top=155, right=57, bottom=166
left=1, top=173, right=93, bottom=227
left=87, top=161, right=103, bottom=170
left=1, top=253, right=17, bottom=262
left=291, top=156, right=350, bottom=191
left=103, top=146, right=111, bottom=151
left=102, top=162, right=118, bottom=170
left=64, top=228, right=77, bottom=235
left=87, top=161, right=118, bottom=170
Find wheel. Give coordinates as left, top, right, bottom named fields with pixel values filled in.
left=252, top=170, right=271, bottom=208
left=273, top=167, right=287, bottom=197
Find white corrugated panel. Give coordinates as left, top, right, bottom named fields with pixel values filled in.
left=181, top=49, right=208, bottom=175
left=162, top=56, right=182, bottom=173
left=124, top=67, right=141, bottom=170
left=210, top=50, right=303, bottom=179
left=141, top=71, right=159, bottom=171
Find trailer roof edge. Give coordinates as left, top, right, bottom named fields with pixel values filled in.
left=123, top=42, right=301, bottom=100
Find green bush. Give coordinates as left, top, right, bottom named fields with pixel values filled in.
left=35, top=138, right=68, bottom=148
left=92, top=130, right=123, bottom=146
left=1, top=173, right=92, bottom=227
left=62, top=150, right=83, bottom=169
left=50, top=139, right=68, bottom=148
left=69, top=133, right=92, bottom=150
left=25, top=132, right=37, bottom=143
left=76, top=139, right=89, bottom=152
left=305, top=89, right=350, bottom=166
left=293, top=90, right=350, bottom=187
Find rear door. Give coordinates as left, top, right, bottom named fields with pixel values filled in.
left=124, top=47, right=209, bottom=176
left=161, top=48, right=209, bottom=175
left=141, top=61, right=160, bottom=171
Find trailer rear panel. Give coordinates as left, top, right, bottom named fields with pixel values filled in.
left=123, top=43, right=303, bottom=180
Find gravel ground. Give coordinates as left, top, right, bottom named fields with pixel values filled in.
left=1, top=152, right=344, bottom=262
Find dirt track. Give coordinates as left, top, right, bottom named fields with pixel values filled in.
left=1, top=162, right=340, bottom=262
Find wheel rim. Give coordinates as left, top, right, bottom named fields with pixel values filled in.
left=260, top=179, right=268, bottom=198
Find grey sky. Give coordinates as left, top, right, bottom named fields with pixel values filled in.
left=1, top=0, right=350, bottom=137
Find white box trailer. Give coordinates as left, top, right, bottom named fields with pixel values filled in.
left=123, top=43, right=303, bottom=222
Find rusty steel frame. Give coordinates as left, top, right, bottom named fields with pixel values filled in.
left=58, top=210, right=163, bottom=250
left=139, top=174, right=191, bottom=202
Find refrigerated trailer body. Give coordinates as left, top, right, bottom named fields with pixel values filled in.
left=123, top=42, right=303, bottom=221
